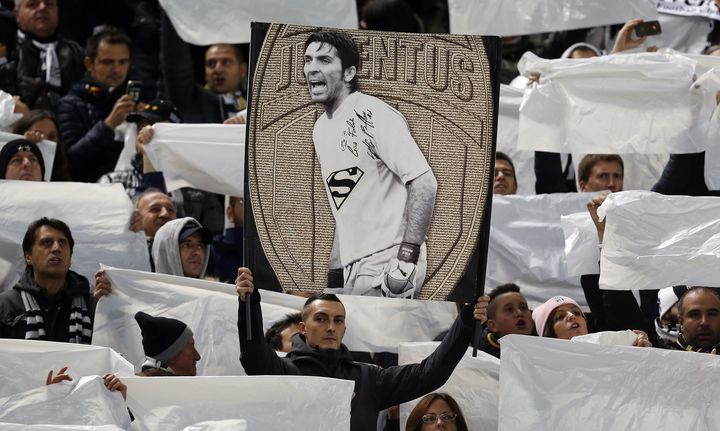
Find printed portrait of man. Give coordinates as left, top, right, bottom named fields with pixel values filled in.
left=303, top=31, right=438, bottom=299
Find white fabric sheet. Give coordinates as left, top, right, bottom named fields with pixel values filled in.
left=93, top=267, right=457, bottom=374
left=0, top=91, right=22, bottom=130
left=497, top=84, right=534, bottom=195
left=0, top=340, right=134, bottom=398
left=517, top=52, right=713, bottom=154
left=0, top=425, right=124, bottom=430
left=143, top=123, right=245, bottom=197
left=0, top=376, right=131, bottom=428
left=598, top=191, right=720, bottom=291
left=0, top=131, right=57, bottom=182
left=159, top=0, right=358, bottom=45
left=561, top=211, right=600, bottom=277
left=487, top=193, right=597, bottom=308
left=0, top=181, right=149, bottom=291
left=123, top=376, right=353, bottom=431
left=499, top=334, right=720, bottom=431
left=447, top=0, right=657, bottom=37
left=398, top=342, right=499, bottom=431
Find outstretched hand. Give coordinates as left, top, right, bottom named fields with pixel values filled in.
left=46, top=367, right=72, bottom=385
left=587, top=191, right=610, bottom=244
left=611, top=19, right=648, bottom=54
left=103, top=373, right=128, bottom=400
left=474, top=295, right=490, bottom=324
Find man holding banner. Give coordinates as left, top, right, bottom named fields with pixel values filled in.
left=236, top=267, right=489, bottom=431
left=304, top=31, right=437, bottom=299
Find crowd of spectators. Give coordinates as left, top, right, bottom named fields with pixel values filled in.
left=1, top=0, right=720, bottom=430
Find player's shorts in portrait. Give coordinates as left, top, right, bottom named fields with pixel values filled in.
left=324, top=243, right=427, bottom=298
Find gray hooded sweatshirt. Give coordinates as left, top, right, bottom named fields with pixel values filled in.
left=152, top=217, right=209, bottom=278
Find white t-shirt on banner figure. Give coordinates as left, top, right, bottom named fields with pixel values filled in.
left=304, top=31, right=437, bottom=298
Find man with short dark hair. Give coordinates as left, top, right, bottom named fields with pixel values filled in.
left=0, top=217, right=93, bottom=342
left=264, top=312, right=301, bottom=353
left=304, top=31, right=437, bottom=299
left=494, top=152, right=517, bottom=195
left=671, top=286, right=720, bottom=354
left=480, top=283, right=533, bottom=358
left=55, top=26, right=135, bottom=182
left=236, top=268, right=489, bottom=431
left=12, top=0, right=84, bottom=108
left=577, top=154, right=624, bottom=193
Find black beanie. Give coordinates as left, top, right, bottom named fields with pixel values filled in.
left=134, top=311, right=193, bottom=365
left=0, top=139, right=46, bottom=180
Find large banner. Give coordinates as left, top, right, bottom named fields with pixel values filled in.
left=0, top=182, right=149, bottom=291
left=159, top=0, right=358, bottom=45
left=499, top=334, right=720, bottom=430
left=246, top=24, right=500, bottom=301
left=448, top=0, right=657, bottom=36
left=517, top=52, right=717, bottom=154
left=0, top=340, right=134, bottom=398
left=144, top=123, right=245, bottom=197
left=598, top=191, right=720, bottom=291
left=656, top=0, right=720, bottom=20
left=123, top=376, right=354, bottom=431
left=398, top=342, right=499, bottom=431
left=487, top=193, right=596, bottom=308
left=93, top=267, right=457, bottom=373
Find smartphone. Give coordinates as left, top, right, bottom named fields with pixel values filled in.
left=126, top=80, right=142, bottom=101
left=634, top=21, right=661, bottom=38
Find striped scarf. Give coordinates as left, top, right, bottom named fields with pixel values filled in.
left=20, top=290, right=92, bottom=344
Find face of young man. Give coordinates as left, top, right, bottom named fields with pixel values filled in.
left=136, top=192, right=177, bottom=238
left=15, top=0, right=58, bottom=39
left=279, top=323, right=300, bottom=353
left=579, top=161, right=623, bottom=193
left=493, top=159, right=517, bottom=195
left=204, top=44, right=244, bottom=95
left=680, top=289, right=720, bottom=349
left=303, top=41, right=355, bottom=113
left=179, top=232, right=206, bottom=278
left=84, top=41, right=131, bottom=89
left=487, top=292, right=532, bottom=337
left=299, top=300, right=346, bottom=350
left=5, top=150, right=42, bottom=181
left=168, top=337, right=201, bottom=376
left=25, top=225, right=72, bottom=280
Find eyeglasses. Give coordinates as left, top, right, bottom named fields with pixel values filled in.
left=420, top=412, right=457, bottom=424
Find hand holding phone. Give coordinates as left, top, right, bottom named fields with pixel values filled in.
left=126, top=80, right=142, bottom=101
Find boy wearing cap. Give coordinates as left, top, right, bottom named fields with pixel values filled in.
left=135, top=311, right=201, bottom=376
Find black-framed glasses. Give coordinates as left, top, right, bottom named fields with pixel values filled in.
left=421, top=412, right=457, bottom=424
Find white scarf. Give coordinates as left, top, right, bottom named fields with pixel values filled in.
left=18, top=29, right=61, bottom=88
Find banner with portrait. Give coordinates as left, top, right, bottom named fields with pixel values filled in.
left=245, top=24, right=500, bottom=301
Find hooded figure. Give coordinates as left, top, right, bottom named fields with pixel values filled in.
left=151, top=217, right=211, bottom=278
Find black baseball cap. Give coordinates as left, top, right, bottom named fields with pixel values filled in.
left=127, top=99, right=182, bottom=124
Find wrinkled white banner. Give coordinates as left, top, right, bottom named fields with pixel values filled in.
left=93, top=267, right=456, bottom=374
left=657, top=0, right=720, bottom=20
left=0, top=181, right=149, bottom=291
left=487, top=193, right=599, bottom=308
left=497, top=84, right=534, bottom=195
left=0, top=340, right=134, bottom=398
left=398, top=342, right=499, bottom=431
left=0, top=425, right=123, bottom=430
left=0, top=376, right=131, bottom=428
left=159, top=0, right=358, bottom=45
left=0, top=91, right=22, bottom=130
left=448, top=0, right=657, bottom=36
left=598, top=191, right=720, bottom=291
left=144, top=123, right=244, bottom=197
left=561, top=212, right=600, bottom=277
left=123, top=376, right=353, bottom=431
left=499, top=334, right=720, bottom=430
left=0, top=131, right=57, bottom=182
left=517, top=52, right=714, bottom=154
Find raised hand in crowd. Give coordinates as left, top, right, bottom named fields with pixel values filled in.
left=474, top=295, right=490, bottom=324
left=632, top=330, right=653, bottom=347
left=102, top=373, right=127, bottom=400
left=94, top=269, right=113, bottom=299
left=235, top=267, right=254, bottom=301
left=135, top=125, right=157, bottom=173
left=104, top=94, right=137, bottom=130
left=611, top=19, right=649, bottom=54
left=46, top=367, right=73, bottom=385
left=587, top=191, right=610, bottom=244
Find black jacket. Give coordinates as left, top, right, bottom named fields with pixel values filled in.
left=0, top=268, right=94, bottom=342
left=14, top=32, right=84, bottom=109
left=238, top=290, right=476, bottom=431
left=55, top=79, right=124, bottom=182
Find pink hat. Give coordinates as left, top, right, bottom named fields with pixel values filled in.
left=532, top=296, right=581, bottom=337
